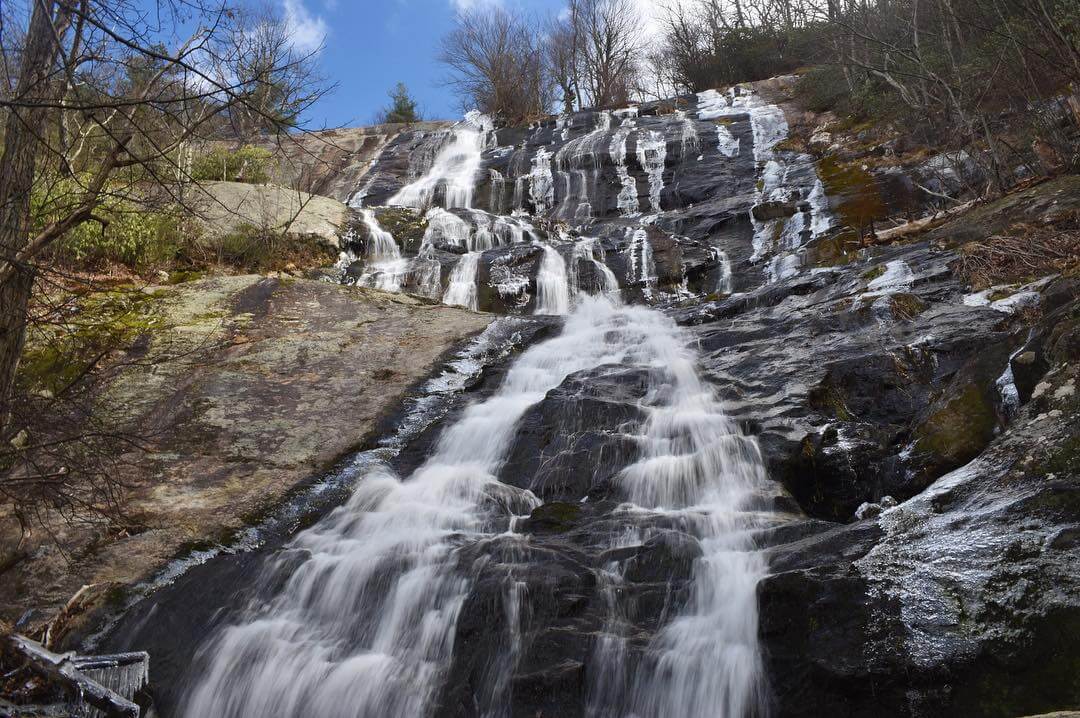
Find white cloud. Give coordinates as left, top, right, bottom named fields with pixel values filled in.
left=450, top=0, right=503, bottom=11
left=282, top=0, right=328, bottom=54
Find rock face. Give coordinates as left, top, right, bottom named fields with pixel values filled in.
left=188, top=181, right=349, bottom=247
left=82, top=78, right=1080, bottom=718
left=0, top=276, right=491, bottom=634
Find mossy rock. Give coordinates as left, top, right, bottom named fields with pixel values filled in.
left=374, top=207, right=428, bottom=254
left=810, top=231, right=862, bottom=268
left=862, top=265, right=886, bottom=281
left=18, top=287, right=167, bottom=395
left=523, top=502, right=582, bottom=533
left=809, top=380, right=855, bottom=421
left=913, top=383, right=1000, bottom=476
left=818, top=156, right=888, bottom=231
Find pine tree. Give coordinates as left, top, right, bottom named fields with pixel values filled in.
left=382, top=83, right=421, bottom=124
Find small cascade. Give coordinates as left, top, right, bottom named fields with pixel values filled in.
left=676, top=110, right=699, bottom=159
left=610, top=117, right=640, bottom=217
left=553, top=112, right=612, bottom=221
left=535, top=244, right=571, bottom=315
left=572, top=237, right=620, bottom=298
left=636, top=130, right=668, bottom=213
left=340, top=211, right=409, bottom=293
left=389, top=111, right=492, bottom=210
left=443, top=252, right=481, bottom=310
left=528, top=147, right=555, bottom=215
left=697, top=87, right=833, bottom=273
left=625, top=227, right=657, bottom=297
left=716, top=249, right=735, bottom=294
left=716, top=124, right=740, bottom=157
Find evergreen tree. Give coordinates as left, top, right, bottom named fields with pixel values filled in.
left=381, top=83, right=421, bottom=124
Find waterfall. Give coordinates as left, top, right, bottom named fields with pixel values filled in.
left=178, top=95, right=809, bottom=718
left=181, top=294, right=768, bottom=718
left=534, top=244, right=570, bottom=315
left=443, top=252, right=481, bottom=310
left=585, top=302, right=770, bottom=718
left=610, top=118, right=640, bottom=217
left=351, top=210, right=408, bottom=293
left=716, top=249, right=735, bottom=294
left=636, top=130, right=667, bottom=213
left=389, top=111, right=492, bottom=210
left=625, top=227, right=657, bottom=297
left=528, top=147, right=554, bottom=215
left=572, top=237, right=620, bottom=299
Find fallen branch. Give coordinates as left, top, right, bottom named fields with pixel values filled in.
left=873, top=198, right=981, bottom=242
left=2, top=634, right=145, bottom=718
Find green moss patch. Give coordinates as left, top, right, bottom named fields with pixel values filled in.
left=19, top=287, right=168, bottom=395
left=818, top=157, right=888, bottom=232
left=914, top=383, right=999, bottom=471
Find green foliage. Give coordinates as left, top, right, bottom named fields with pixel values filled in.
left=18, top=288, right=165, bottom=396
left=200, top=223, right=336, bottom=271
left=190, top=145, right=273, bottom=184
left=57, top=208, right=185, bottom=269
left=796, top=66, right=849, bottom=114
left=32, top=176, right=188, bottom=270
left=380, top=82, right=421, bottom=124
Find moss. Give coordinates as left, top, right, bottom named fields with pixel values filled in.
left=987, top=288, right=1015, bottom=302
left=889, top=293, right=928, bottom=321
left=168, top=269, right=206, bottom=284
left=1041, top=434, right=1080, bottom=476
left=526, top=502, right=582, bottom=532
left=817, top=156, right=888, bottom=232
left=774, top=136, right=805, bottom=153
left=18, top=287, right=167, bottom=395
left=809, top=381, right=855, bottom=421
left=914, top=384, right=999, bottom=469
left=862, top=265, right=886, bottom=281
left=375, top=207, right=428, bottom=254
left=810, top=231, right=863, bottom=267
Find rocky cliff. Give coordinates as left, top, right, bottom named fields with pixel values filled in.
left=85, top=76, right=1080, bottom=717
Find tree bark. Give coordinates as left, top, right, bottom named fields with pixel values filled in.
left=0, top=0, right=67, bottom=437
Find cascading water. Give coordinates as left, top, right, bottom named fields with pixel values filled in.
left=534, top=243, right=570, bottom=315
left=181, top=285, right=769, bottom=717
left=176, top=85, right=813, bottom=718
left=389, top=111, right=492, bottom=210
left=443, top=252, right=481, bottom=310
left=350, top=210, right=408, bottom=293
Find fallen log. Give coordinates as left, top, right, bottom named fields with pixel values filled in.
left=3, top=634, right=146, bottom=718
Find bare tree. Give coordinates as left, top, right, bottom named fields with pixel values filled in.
left=440, top=8, right=552, bottom=125
left=545, top=7, right=581, bottom=115
left=0, top=0, right=329, bottom=536
left=576, top=0, right=642, bottom=109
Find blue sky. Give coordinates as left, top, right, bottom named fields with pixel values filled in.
left=286, top=0, right=568, bottom=128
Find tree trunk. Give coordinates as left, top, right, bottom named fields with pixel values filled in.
left=0, top=0, right=66, bottom=437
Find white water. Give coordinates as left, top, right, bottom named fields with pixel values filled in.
left=610, top=118, right=640, bottom=216
left=535, top=243, right=571, bottom=315
left=443, top=252, right=481, bottom=310
left=625, top=226, right=657, bottom=297
left=389, top=112, right=492, bottom=210
left=351, top=210, right=408, bottom=293
left=716, top=249, right=735, bottom=294
left=182, top=295, right=768, bottom=718
left=636, top=130, right=667, bottom=213
left=572, top=237, right=620, bottom=299
left=595, top=306, right=771, bottom=718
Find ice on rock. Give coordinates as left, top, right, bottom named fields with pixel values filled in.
left=636, top=130, right=668, bottom=213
